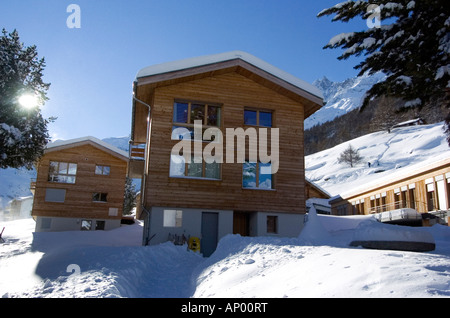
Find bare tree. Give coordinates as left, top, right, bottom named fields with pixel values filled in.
left=338, top=144, right=363, bottom=168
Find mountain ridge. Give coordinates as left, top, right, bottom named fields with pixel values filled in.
left=305, top=71, right=386, bottom=130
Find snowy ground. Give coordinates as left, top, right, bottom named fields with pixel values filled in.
left=1, top=209, right=449, bottom=298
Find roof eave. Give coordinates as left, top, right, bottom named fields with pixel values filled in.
left=136, top=57, right=323, bottom=115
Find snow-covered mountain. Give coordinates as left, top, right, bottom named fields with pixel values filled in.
left=306, top=122, right=449, bottom=197
left=305, top=72, right=386, bottom=129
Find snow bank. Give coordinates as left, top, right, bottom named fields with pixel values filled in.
left=352, top=218, right=435, bottom=244
left=192, top=213, right=450, bottom=298
left=1, top=216, right=450, bottom=298
left=298, top=206, right=334, bottom=245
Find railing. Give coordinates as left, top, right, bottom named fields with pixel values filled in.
left=369, top=200, right=428, bottom=214
left=129, top=142, right=146, bottom=161
left=373, top=207, right=423, bottom=223
left=30, top=178, right=36, bottom=191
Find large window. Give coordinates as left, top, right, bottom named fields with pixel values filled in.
left=48, top=161, right=77, bottom=184
left=170, top=154, right=221, bottom=180
left=242, top=161, right=273, bottom=189
left=170, top=100, right=222, bottom=180
left=172, top=101, right=221, bottom=141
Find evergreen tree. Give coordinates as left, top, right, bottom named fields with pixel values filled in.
left=123, top=177, right=138, bottom=215
left=338, top=144, right=363, bottom=167
left=318, top=0, right=450, bottom=135
left=0, top=29, right=53, bottom=169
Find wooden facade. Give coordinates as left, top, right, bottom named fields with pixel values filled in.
left=131, top=53, right=323, bottom=215
left=130, top=52, right=324, bottom=247
left=31, top=137, right=128, bottom=232
left=330, top=157, right=450, bottom=223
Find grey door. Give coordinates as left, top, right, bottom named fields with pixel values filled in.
left=201, top=212, right=219, bottom=257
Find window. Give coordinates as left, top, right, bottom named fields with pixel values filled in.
left=244, top=109, right=272, bottom=127
left=95, top=221, right=105, bottom=231
left=108, top=208, right=118, bottom=216
left=426, top=179, right=435, bottom=211
left=242, top=161, right=273, bottom=189
left=170, top=154, right=221, bottom=180
left=172, top=101, right=221, bottom=140
left=409, top=185, right=416, bottom=210
left=170, top=100, right=222, bottom=180
left=93, top=192, right=108, bottom=202
left=267, top=216, right=278, bottom=234
left=45, top=188, right=66, bottom=203
left=394, top=189, right=401, bottom=209
left=48, top=161, right=77, bottom=184
left=41, top=218, right=52, bottom=230
left=163, top=209, right=183, bottom=227
left=81, top=220, right=92, bottom=231
left=95, top=165, right=110, bottom=175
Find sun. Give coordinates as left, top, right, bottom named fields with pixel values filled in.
left=19, top=94, right=39, bottom=109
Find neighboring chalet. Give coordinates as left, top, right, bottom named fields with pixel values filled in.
left=129, top=51, right=324, bottom=255
left=330, top=154, right=450, bottom=226
left=31, top=136, right=129, bottom=232
left=2, top=196, right=33, bottom=221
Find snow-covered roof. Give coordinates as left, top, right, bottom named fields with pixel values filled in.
left=46, top=136, right=128, bottom=161
left=306, top=177, right=332, bottom=198
left=341, top=153, right=450, bottom=199
left=306, top=122, right=450, bottom=198
left=136, top=50, right=323, bottom=100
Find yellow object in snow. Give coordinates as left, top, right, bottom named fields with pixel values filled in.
left=188, top=237, right=200, bottom=252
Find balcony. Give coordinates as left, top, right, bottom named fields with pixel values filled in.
left=369, top=200, right=428, bottom=215
left=368, top=200, right=449, bottom=226
left=128, top=142, right=146, bottom=178
left=30, top=178, right=36, bottom=194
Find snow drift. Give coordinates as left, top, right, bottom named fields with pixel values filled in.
left=1, top=210, right=449, bottom=298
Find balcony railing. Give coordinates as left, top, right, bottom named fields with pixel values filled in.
left=128, top=142, right=146, bottom=178
left=369, top=200, right=428, bottom=214
left=30, top=178, right=36, bottom=191
left=129, top=142, right=146, bottom=161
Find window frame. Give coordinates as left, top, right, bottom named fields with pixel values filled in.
left=95, top=220, right=106, bottom=231
left=92, top=192, right=108, bottom=203
left=81, top=220, right=92, bottom=231
left=170, top=153, right=222, bottom=180
left=95, top=165, right=110, bottom=176
left=242, top=160, right=275, bottom=190
left=172, top=100, right=222, bottom=141
left=244, top=108, right=273, bottom=127
left=163, top=209, right=183, bottom=228
left=170, top=99, right=223, bottom=181
left=48, top=161, right=77, bottom=184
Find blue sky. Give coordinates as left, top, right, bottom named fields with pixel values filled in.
left=1, top=0, right=367, bottom=140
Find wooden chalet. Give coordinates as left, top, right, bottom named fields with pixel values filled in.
left=130, top=51, right=324, bottom=255
left=31, top=136, right=129, bottom=232
left=330, top=155, right=450, bottom=226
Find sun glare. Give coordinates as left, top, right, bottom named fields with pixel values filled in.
left=19, top=94, right=39, bottom=109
